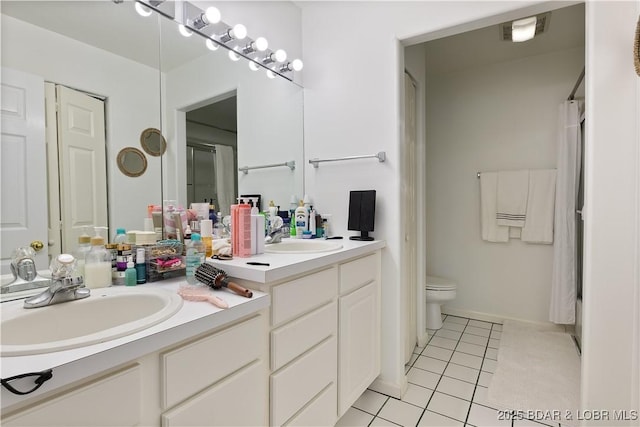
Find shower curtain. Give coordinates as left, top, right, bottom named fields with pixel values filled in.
left=549, top=100, right=583, bottom=324
left=215, top=144, right=235, bottom=216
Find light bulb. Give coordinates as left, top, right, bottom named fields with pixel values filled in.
left=135, top=2, right=152, bottom=17
left=249, top=61, right=260, bottom=71
left=232, top=24, right=247, bottom=40
left=206, top=39, right=219, bottom=51
left=274, top=49, right=287, bottom=62
left=266, top=69, right=276, bottom=79
left=512, top=16, right=537, bottom=42
left=291, top=59, right=303, bottom=71
left=228, top=50, right=240, bottom=61
left=179, top=24, right=193, bottom=38
left=254, top=37, right=268, bottom=52
left=204, top=7, right=221, bottom=24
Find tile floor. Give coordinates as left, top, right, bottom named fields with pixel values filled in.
left=336, top=314, right=563, bottom=427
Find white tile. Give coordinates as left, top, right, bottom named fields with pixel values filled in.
left=427, top=392, right=471, bottom=423
left=492, top=324, right=503, bottom=332
left=460, top=333, right=489, bottom=346
left=442, top=321, right=466, bottom=332
left=427, top=328, right=439, bottom=336
left=490, top=330, right=503, bottom=340
left=402, top=383, right=434, bottom=408
left=444, top=316, right=469, bottom=326
left=485, top=348, right=498, bottom=360
left=423, top=345, right=454, bottom=361
left=468, top=319, right=492, bottom=329
left=418, top=410, right=465, bottom=426
left=443, top=363, right=480, bottom=384
left=336, top=407, right=374, bottom=427
left=455, top=341, right=486, bottom=357
left=435, top=328, right=462, bottom=341
left=471, top=386, right=494, bottom=408
left=436, top=376, right=475, bottom=401
left=481, top=358, right=497, bottom=373
left=414, top=355, right=448, bottom=374
left=408, top=367, right=441, bottom=389
left=353, top=389, right=388, bottom=415
left=464, top=326, right=491, bottom=337
left=450, top=351, right=483, bottom=370
left=488, top=338, right=501, bottom=349
left=467, top=403, right=511, bottom=427
left=429, top=336, right=458, bottom=350
left=378, top=397, right=424, bottom=427
left=477, top=371, right=493, bottom=388
left=370, top=417, right=401, bottom=426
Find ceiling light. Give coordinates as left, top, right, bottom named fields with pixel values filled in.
left=242, top=37, right=269, bottom=54
left=191, top=7, right=221, bottom=30
left=512, top=16, right=537, bottom=42
left=279, top=59, right=303, bottom=73
left=262, top=49, right=287, bottom=65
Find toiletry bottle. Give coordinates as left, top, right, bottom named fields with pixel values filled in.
left=200, top=219, right=213, bottom=258
left=185, top=233, right=205, bottom=285
left=73, top=229, right=92, bottom=278
left=113, top=228, right=127, bottom=244
left=309, top=206, right=317, bottom=237
left=84, top=235, right=112, bottom=288
left=125, top=261, right=137, bottom=286
left=295, top=201, right=308, bottom=239
left=268, top=200, right=277, bottom=219
left=213, top=212, right=225, bottom=238
left=135, top=247, right=147, bottom=284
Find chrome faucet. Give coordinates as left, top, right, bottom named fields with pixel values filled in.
left=1, top=247, right=51, bottom=295
left=265, top=216, right=287, bottom=244
left=23, top=254, right=90, bottom=309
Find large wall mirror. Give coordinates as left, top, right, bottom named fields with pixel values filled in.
left=1, top=0, right=304, bottom=273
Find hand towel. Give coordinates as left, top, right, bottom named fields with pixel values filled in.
left=496, top=170, right=529, bottom=227
left=522, top=169, right=557, bottom=244
left=480, top=172, right=509, bottom=242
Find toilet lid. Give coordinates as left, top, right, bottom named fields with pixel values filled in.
left=426, top=275, right=457, bottom=291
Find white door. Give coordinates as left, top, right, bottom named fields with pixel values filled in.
left=56, top=85, right=107, bottom=252
left=403, top=73, right=418, bottom=363
left=0, top=68, right=48, bottom=273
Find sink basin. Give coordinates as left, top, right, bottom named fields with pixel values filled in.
left=1, top=287, right=183, bottom=356
left=264, top=240, right=343, bottom=254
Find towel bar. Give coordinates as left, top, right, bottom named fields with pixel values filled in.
left=308, top=152, right=386, bottom=168
left=239, top=161, right=295, bottom=175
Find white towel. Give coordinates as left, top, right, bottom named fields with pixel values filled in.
left=480, top=172, right=509, bottom=242
left=522, top=169, right=557, bottom=244
left=496, top=170, right=529, bottom=227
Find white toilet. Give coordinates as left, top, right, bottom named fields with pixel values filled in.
left=425, top=275, right=457, bottom=330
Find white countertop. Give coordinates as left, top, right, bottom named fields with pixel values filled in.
left=208, top=238, right=385, bottom=283
left=0, top=279, right=269, bottom=410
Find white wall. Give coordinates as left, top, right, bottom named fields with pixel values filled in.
left=582, top=1, right=640, bottom=422
left=301, top=0, right=542, bottom=398
left=1, top=15, right=162, bottom=237
left=424, top=46, right=584, bottom=323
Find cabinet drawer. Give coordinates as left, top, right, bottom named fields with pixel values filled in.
left=271, top=267, right=337, bottom=327
left=162, top=360, right=267, bottom=427
left=270, top=336, right=337, bottom=426
left=161, top=314, right=264, bottom=409
left=339, top=252, right=380, bottom=295
left=285, top=382, right=337, bottom=427
left=3, top=365, right=141, bottom=427
left=271, top=301, right=337, bottom=371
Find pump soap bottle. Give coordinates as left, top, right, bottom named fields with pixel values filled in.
left=295, top=201, right=308, bottom=239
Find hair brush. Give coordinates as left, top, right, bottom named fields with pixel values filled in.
left=178, top=285, right=228, bottom=309
left=195, top=263, right=253, bottom=298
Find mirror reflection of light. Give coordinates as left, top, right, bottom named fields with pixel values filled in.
left=135, top=2, right=153, bottom=17
left=249, top=61, right=260, bottom=71
left=179, top=24, right=193, bottom=37
left=228, top=50, right=240, bottom=61
left=266, top=69, right=276, bottom=79
left=206, top=39, right=219, bottom=51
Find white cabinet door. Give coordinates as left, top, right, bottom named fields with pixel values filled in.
left=338, top=281, right=380, bottom=416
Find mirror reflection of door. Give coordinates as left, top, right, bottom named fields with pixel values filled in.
left=45, top=84, right=108, bottom=259
left=186, top=94, right=238, bottom=217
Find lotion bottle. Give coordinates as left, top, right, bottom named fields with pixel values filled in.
left=295, top=201, right=308, bottom=239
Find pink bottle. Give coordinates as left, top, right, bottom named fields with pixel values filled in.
left=231, top=204, right=252, bottom=258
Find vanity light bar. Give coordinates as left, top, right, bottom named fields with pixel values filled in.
left=132, top=0, right=303, bottom=81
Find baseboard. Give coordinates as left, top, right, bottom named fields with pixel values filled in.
left=369, top=375, right=408, bottom=400
left=417, top=331, right=429, bottom=348
left=441, top=306, right=567, bottom=329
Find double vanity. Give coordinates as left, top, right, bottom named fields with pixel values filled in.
left=0, top=239, right=384, bottom=426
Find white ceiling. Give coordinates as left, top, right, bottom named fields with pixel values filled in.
left=423, top=3, right=585, bottom=76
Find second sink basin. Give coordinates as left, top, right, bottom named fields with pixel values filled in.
left=264, top=240, right=343, bottom=254
left=1, top=287, right=183, bottom=356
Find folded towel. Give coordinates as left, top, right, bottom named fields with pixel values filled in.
left=480, top=172, right=509, bottom=242
left=522, top=169, right=557, bottom=244
left=496, top=170, right=529, bottom=227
